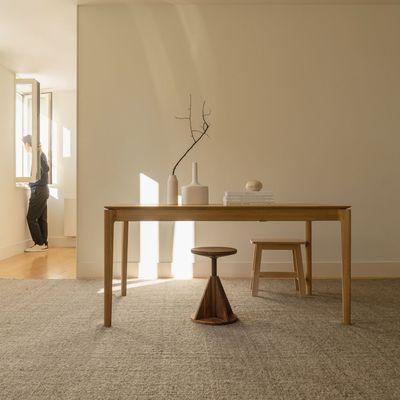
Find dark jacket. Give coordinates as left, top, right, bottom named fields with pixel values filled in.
left=29, top=152, right=49, bottom=189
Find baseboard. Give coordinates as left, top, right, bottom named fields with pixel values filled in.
left=0, top=239, right=31, bottom=261
left=77, top=261, right=400, bottom=279
left=48, top=236, right=76, bottom=248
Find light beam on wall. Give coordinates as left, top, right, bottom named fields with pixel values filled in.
left=40, top=115, right=50, bottom=157
left=51, top=121, right=58, bottom=185
left=139, top=173, right=159, bottom=279
left=49, top=187, right=59, bottom=200
left=62, top=127, right=71, bottom=158
left=171, top=196, right=194, bottom=279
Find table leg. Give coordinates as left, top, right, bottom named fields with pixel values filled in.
left=104, top=210, right=115, bottom=327
left=340, top=209, right=351, bottom=325
left=121, top=221, right=129, bottom=296
left=251, top=245, right=262, bottom=297
left=305, top=221, right=312, bottom=295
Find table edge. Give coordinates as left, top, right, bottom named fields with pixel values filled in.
left=104, top=204, right=351, bottom=210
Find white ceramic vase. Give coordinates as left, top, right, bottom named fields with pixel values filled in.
left=182, top=162, right=209, bottom=205
left=167, top=174, right=178, bottom=205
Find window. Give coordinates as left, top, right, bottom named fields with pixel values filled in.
left=15, top=79, right=53, bottom=184
left=15, top=79, right=39, bottom=182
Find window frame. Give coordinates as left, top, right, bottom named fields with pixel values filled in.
left=15, top=78, right=40, bottom=184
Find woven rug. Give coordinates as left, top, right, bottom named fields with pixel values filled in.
left=0, top=278, right=399, bottom=399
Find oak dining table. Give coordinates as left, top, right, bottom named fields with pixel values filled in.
left=104, top=204, right=351, bottom=327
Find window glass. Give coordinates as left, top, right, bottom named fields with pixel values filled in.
left=15, top=82, right=35, bottom=179
left=15, top=79, right=53, bottom=184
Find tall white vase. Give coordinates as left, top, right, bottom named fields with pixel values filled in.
left=182, top=162, right=209, bottom=205
left=167, top=174, right=178, bottom=205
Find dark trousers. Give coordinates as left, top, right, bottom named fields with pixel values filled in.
left=27, top=186, right=49, bottom=246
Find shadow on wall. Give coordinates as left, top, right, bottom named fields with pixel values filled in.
left=139, top=173, right=194, bottom=279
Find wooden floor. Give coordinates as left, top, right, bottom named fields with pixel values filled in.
left=0, top=248, right=76, bottom=279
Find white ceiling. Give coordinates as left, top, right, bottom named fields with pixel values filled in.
left=0, top=0, right=398, bottom=90
left=79, top=0, right=400, bottom=3
left=0, top=0, right=77, bottom=90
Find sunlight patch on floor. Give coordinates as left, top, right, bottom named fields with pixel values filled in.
left=97, top=278, right=179, bottom=294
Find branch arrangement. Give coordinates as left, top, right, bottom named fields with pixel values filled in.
left=172, top=94, right=211, bottom=175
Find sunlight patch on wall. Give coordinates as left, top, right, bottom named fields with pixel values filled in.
left=40, top=115, right=50, bottom=155
left=62, top=127, right=71, bottom=158
left=171, top=196, right=194, bottom=279
left=172, top=221, right=194, bottom=279
left=49, top=187, right=59, bottom=199
left=139, top=173, right=159, bottom=279
left=51, top=120, right=58, bottom=185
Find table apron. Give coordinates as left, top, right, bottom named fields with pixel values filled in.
left=112, top=208, right=341, bottom=222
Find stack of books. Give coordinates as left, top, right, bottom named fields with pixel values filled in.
left=223, top=191, right=274, bottom=205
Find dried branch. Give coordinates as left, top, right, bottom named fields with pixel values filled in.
left=172, top=95, right=211, bottom=175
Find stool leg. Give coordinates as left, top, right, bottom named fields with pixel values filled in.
left=251, top=245, right=262, bottom=297
left=292, top=249, right=299, bottom=292
left=211, top=256, right=217, bottom=277
left=294, top=246, right=306, bottom=297
left=192, top=257, right=237, bottom=325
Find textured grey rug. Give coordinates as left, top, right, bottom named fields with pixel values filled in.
left=0, top=278, right=399, bottom=400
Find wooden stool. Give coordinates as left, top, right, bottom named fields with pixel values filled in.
left=250, top=239, right=307, bottom=297
left=191, top=247, right=238, bottom=325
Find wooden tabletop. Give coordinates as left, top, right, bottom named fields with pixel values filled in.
left=104, top=204, right=351, bottom=222
left=105, top=203, right=351, bottom=210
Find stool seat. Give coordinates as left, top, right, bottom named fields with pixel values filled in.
left=191, top=247, right=237, bottom=257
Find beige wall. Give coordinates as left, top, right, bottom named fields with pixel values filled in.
left=78, top=4, right=400, bottom=278
left=0, top=64, right=30, bottom=259
left=48, top=90, right=77, bottom=247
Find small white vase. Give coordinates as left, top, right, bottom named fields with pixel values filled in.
left=167, top=174, right=178, bottom=205
left=182, top=162, right=209, bottom=205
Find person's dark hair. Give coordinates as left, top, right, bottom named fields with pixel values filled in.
left=22, top=134, right=32, bottom=147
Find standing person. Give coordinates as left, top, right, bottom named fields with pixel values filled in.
left=22, top=135, right=50, bottom=252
